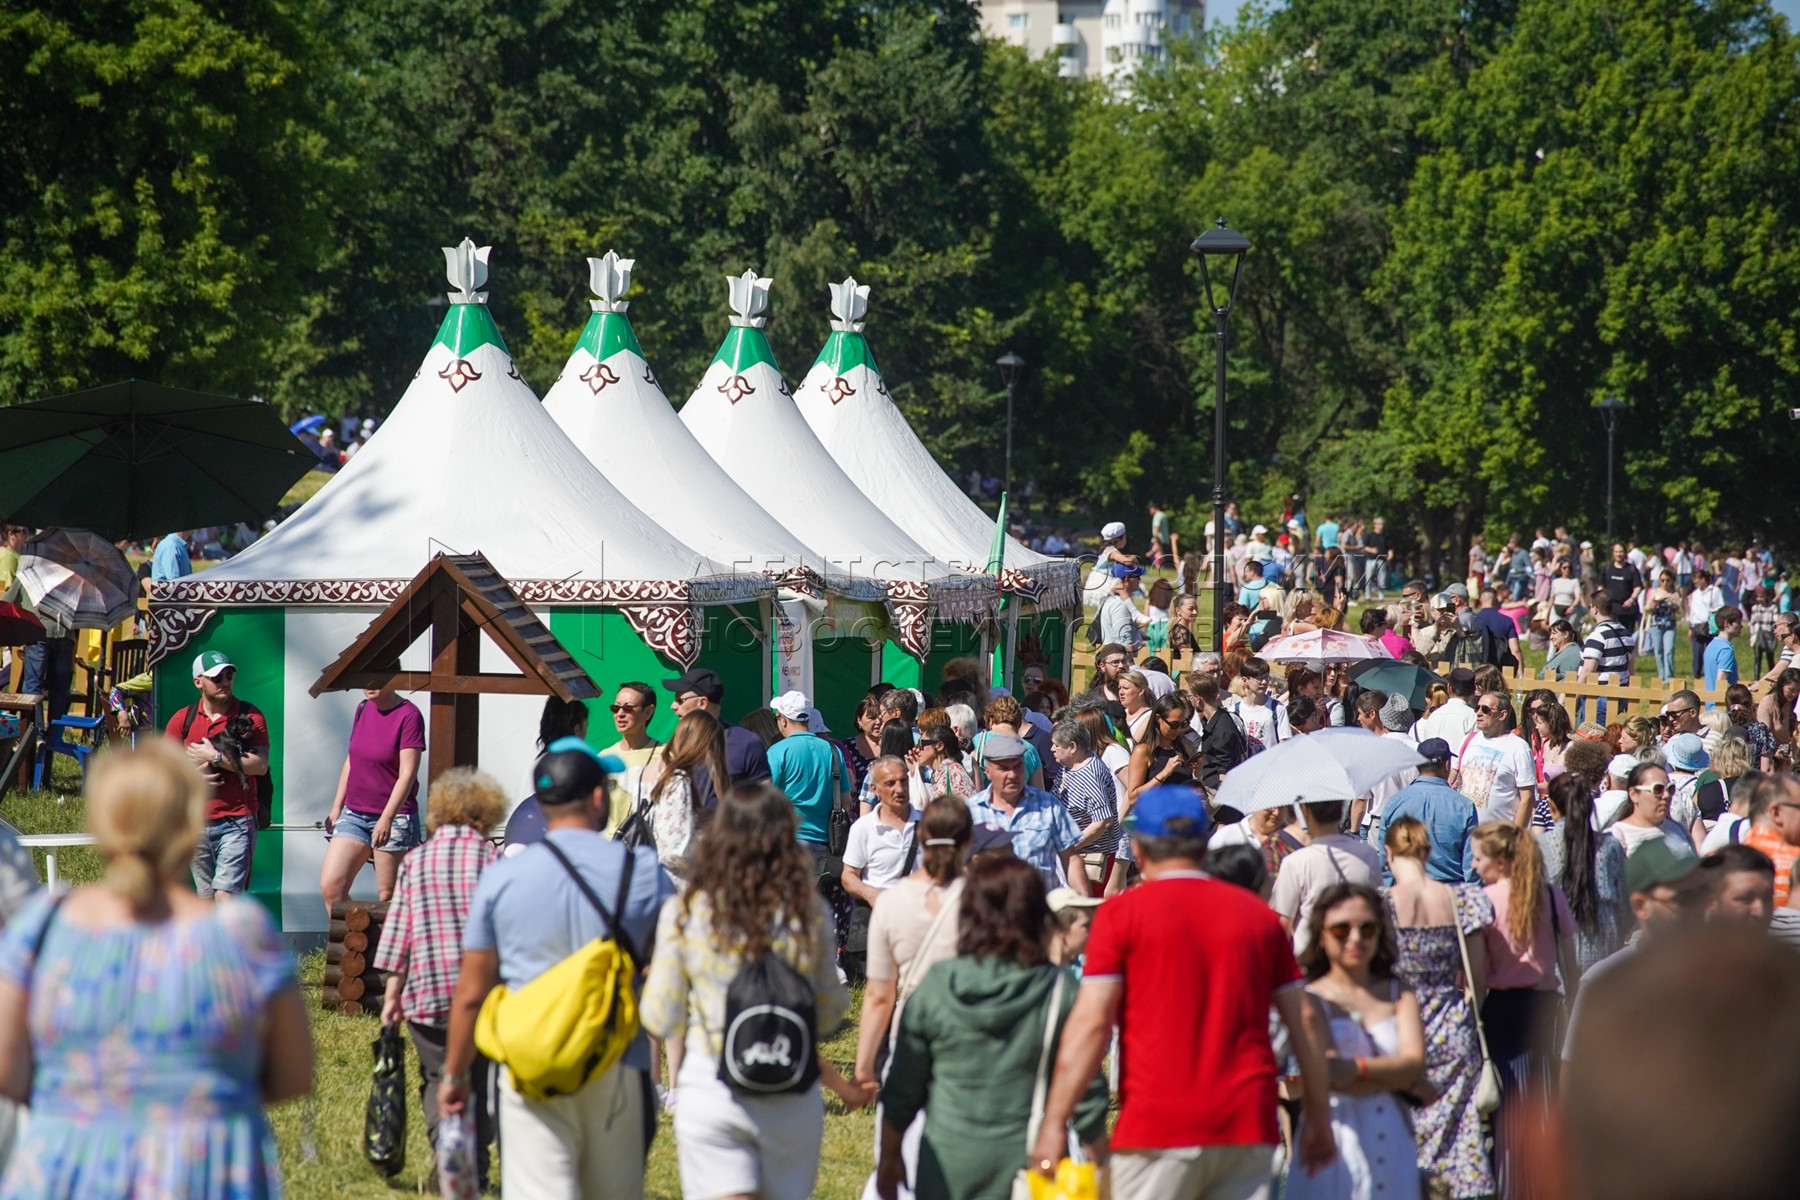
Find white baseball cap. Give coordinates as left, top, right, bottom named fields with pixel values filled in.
left=771, top=691, right=812, bottom=722
left=1607, top=753, right=1639, bottom=781
left=192, top=650, right=234, bottom=678
left=1101, top=521, right=1127, bottom=540
left=1252, top=524, right=1268, bottom=536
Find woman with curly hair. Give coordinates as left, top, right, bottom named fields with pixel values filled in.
left=642, top=783, right=857, bottom=1200
left=376, top=768, right=508, bottom=1185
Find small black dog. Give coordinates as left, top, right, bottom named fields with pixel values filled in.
left=207, top=715, right=259, bottom=788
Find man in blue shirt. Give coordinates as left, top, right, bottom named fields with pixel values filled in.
left=1704, top=606, right=1743, bottom=690
left=966, top=733, right=1088, bottom=894
left=1376, top=739, right=1479, bottom=883
left=1315, top=515, right=1340, bottom=551
left=766, top=689, right=850, bottom=850
left=151, top=530, right=192, bottom=580
left=441, top=741, right=675, bottom=1196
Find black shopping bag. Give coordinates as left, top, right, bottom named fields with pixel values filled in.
left=364, top=1022, right=407, bottom=1177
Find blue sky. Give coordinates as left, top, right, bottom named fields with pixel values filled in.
left=1211, top=0, right=1800, bottom=30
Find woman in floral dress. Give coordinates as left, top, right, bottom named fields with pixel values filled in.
left=0, top=742, right=311, bottom=1199
left=1384, top=817, right=1496, bottom=1199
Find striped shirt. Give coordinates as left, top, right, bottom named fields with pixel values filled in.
left=1581, top=619, right=1634, bottom=674
left=372, top=824, right=498, bottom=1026
left=1058, top=755, right=1119, bottom=856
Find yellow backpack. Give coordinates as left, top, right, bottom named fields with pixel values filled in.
left=474, top=841, right=641, bottom=1101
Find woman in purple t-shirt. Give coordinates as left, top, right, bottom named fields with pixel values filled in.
left=321, top=682, right=426, bottom=910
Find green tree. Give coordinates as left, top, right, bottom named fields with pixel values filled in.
left=0, top=0, right=345, bottom=402
left=1382, top=0, right=1800, bottom=551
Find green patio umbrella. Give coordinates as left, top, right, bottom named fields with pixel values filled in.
left=0, top=380, right=317, bottom=540
left=1347, top=658, right=1445, bottom=712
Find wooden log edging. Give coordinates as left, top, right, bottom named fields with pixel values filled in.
left=322, top=902, right=389, bottom=1015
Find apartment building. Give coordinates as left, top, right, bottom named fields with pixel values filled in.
left=975, top=0, right=1205, bottom=85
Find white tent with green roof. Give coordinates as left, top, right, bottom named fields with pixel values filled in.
left=147, top=240, right=771, bottom=932
left=542, top=251, right=866, bottom=605
left=792, top=278, right=1081, bottom=688
left=679, top=271, right=995, bottom=709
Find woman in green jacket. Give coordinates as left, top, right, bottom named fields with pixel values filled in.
left=877, top=856, right=1110, bottom=1200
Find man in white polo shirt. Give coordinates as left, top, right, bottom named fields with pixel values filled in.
left=841, top=756, right=920, bottom=904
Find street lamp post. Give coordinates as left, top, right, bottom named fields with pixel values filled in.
left=1190, top=219, right=1252, bottom=653
left=1598, top=395, right=1627, bottom=542
left=996, top=352, right=1024, bottom=502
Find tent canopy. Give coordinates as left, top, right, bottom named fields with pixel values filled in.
left=149, top=241, right=770, bottom=668
left=679, top=271, right=994, bottom=657
left=792, top=278, right=1080, bottom=612
left=541, top=251, right=866, bottom=601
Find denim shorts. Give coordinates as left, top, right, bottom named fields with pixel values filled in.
left=332, top=808, right=423, bottom=853
left=193, top=816, right=254, bottom=898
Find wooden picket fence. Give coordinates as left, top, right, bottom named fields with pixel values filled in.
left=1497, top=668, right=1740, bottom=723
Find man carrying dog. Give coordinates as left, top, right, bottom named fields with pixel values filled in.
left=163, top=649, right=269, bottom=900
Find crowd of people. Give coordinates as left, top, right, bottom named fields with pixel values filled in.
left=0, top=605, right=1793, bottom=1200
left=5, top=496, right=1800, bottom=1199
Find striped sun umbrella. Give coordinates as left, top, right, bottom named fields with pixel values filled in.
left=1213, top=727, right=1425, bottom=814
left=16, top=529, right=139, bottom=630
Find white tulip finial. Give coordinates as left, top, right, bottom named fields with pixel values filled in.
left=727, top=270, right=773, bottom=328
left=828, top=277, right=870, bottom=332
left=587, top=250, right=635, bottom=314
left=443, top=238, right=491, bottom=304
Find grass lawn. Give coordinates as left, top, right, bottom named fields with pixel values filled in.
left=282, top=470, right=334, bottom=508
left=0, top=779, right=878, bottom=1200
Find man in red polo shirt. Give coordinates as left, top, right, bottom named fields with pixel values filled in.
left=1031, top=787, right=1336, bottom=1200
left=164, top=650, right=269, bottom=899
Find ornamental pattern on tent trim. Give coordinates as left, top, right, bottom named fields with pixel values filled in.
left=580, top=362, right=621, bottom=393
left=718, top=374, right=755, bottom=404
left=143, top=578, right=752, bottom=668
left=439, top=358, right=482, bottom=392
left=824, top=377, right=856, bottom=405
left=145, top=605, right=217, bottom=670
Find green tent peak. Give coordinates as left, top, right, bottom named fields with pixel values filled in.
left=574, top=311, right=644, bottom=363
left=430, top=303, right=509, bottom=358
left=813, top=330, right=879, bottom=376
left=711, top=326, right=780, bottom=374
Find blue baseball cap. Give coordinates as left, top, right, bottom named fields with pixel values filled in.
left=1124, top=785, right=1212, bottom=839
left=534, top=737, right=626, bottom=805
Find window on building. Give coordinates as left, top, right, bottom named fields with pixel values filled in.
left=1009, top=12, right=1028, bottom=28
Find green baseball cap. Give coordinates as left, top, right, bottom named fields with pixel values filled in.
left=1624, top=839, right=1700, bottom=895
left=192, top=650, right=234, bottom=678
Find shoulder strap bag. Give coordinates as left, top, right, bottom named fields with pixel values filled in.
left=1449, top=888, right=1503, bottom=1117
left=1011, top=969, right=1073, bottom=1200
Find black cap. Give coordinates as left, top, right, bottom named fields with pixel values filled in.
left=533, top=744, right=610, bottom=805
left=661, top=667, right=723, bottom=703
left=1448, top=667, right=1477, bottom=687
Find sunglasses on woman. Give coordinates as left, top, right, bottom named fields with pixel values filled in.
left=1632, top=783, right=1670, bottom=797
left=1324, top=920, right=1380, bottom=943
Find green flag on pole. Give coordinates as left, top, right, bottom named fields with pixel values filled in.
left=986, top=491, right=1009, bottom=579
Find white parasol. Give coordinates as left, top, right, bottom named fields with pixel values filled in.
left=1213, top=727, right=1424, bottom=814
